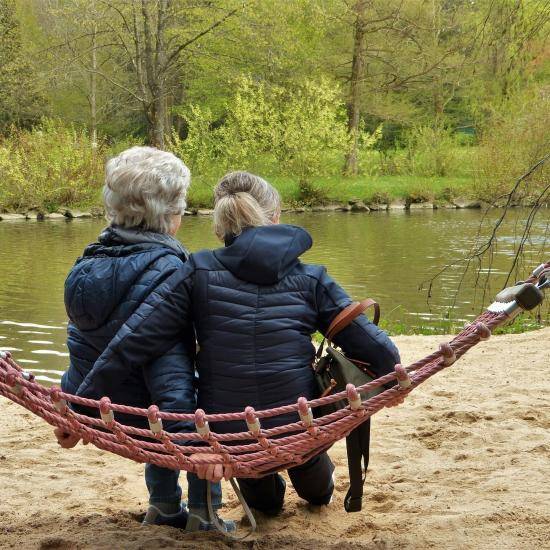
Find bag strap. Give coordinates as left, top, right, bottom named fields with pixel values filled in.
left=344, top=419, right=371, bottom=513
left=207, top=478, right=257, bottom=540
left=327, top=298, right=380, bottom=342
left=315, top=298, right=380, bottom=360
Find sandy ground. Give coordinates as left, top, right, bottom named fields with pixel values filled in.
left=0, top=330, right=548, bottom=550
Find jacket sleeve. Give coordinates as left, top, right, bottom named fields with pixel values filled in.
left=142, top=341, right=196, bottom=434
left=76, top=262, right=195, bottom=402
left=314, top=268, right=400, bottom=378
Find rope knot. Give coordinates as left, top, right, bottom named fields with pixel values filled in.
left=49, top=387, right=67, bottom=413
left=394, top=364, right=412, bottom=389
left=346, top=384, right=363, bottom=411
left=194, top=409, right=210, bottom=437
left=99, top=397, right=115, bottom=424
left=147, top=405, right=163, bottom=435
left=475, top=322, right=491, bottom=341
left=439, top=342, right=456, bottom=366
left=245, top=406, right=261, bottom=435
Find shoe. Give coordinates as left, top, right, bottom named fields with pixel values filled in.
left=185, top=510, right=236, bottom=533
left=250, top=505, right=282, bottom=517
left=142, top=503, right=189, bottom=528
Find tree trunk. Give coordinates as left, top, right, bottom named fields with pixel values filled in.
left=151, top=95, right=166, bottom=148
left=141, top=0, right=167, bottom=149
left=344, top=1, right=367, bottom=177
left=90, top=19, right=98, bottom=149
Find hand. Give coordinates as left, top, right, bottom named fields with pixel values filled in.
left=191, top=453, right=233, bottom=482
left=54, top=427, right=80, bottom=449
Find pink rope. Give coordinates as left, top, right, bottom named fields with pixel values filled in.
left=0, top=307, right=514, bottom=477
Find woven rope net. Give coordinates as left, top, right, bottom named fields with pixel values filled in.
left=0, top=263, right=547, bottom=479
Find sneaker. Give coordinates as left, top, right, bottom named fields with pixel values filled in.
left=185, top=510, right=236, bottom=533
left=142, top=503, right=189, bottom=528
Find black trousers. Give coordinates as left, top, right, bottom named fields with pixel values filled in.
left=237, top=452, right=335, bottom=514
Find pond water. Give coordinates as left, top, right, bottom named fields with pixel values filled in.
left=0, top=208, right=547, bottom=384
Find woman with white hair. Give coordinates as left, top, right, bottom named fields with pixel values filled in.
left=109, top=171, right=400, bottom=516
left=56, top=146, right=234, bottom=532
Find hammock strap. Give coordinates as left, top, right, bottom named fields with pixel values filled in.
left=207, top=478, right=257, bottom=540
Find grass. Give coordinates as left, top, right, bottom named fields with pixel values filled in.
left=311, top=314, right=546, bottom=341
left=380, top=315, right=546, bottom=336
left=187, top=174, right=474, bottom=209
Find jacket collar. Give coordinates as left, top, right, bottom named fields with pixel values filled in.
left=99, top=225, right=189, bottom=259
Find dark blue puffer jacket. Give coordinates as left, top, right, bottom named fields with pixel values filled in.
left=105, top=224, right=400, bottom=434
left=60, top=226, right=196, bottom=432
left=189, top=224, right=400, bottom=432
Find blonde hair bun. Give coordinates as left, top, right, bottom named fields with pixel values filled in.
left=213, top=172, right=280, bottom=240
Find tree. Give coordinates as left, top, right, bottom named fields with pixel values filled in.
left=40, top=0, right=245, bottom=148
left=90, top=0, right=244, bottom=148
left=344, top=1, right=367, bottom=176
left=0, top=0, right=45, bottom=132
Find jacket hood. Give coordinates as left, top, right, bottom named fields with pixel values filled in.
left=64, top=227, right=185, bottom=331
left=213, top=224, right=313, bottom=285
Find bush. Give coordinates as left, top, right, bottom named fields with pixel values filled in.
left=171, top=76, right=376, bottom=202
left=402, top=126, right=470, bottom=177
left=0, top=119, right=104, bottom=211
left=474, top=87, right=549, bottom=202
left=358, top=128, right=476, bottom=179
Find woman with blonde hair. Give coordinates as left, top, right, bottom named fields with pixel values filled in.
left=115, top=170, right=400, bottom=514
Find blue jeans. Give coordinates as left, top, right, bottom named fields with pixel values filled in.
left=145, top=464, right=222, bottom=510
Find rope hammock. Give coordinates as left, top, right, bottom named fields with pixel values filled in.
left=1, top=263, right=547, bottom=480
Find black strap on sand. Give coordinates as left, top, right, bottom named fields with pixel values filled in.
left=344, top=418, right=371, bottom=512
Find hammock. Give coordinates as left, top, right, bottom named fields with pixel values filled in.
left=0, top=263, right=547, bottom=480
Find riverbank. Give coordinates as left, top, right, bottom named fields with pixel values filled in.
left=2, top=173, right=547, bottom=220
left=187, top=174, right=477, bottom=209
left=0, top=197, right=485, bottom=222
left=1, top=330, right=548, bottom=549
left=1, top=174, right=479, bottom=216
left=2, top=192, right=541, bottom=222
left=4, top=169, right=549, bottom=218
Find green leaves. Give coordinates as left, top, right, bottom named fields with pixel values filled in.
left=0, top=119, right=104, bottom=211
left=171, top=76, right=380, bottom=190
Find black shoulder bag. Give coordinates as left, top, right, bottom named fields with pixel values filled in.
left=313, top=299, right=383, bottom=513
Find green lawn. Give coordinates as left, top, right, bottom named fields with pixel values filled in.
left=187, top=174, right=474, bottom=209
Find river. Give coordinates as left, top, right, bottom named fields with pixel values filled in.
left=0, top=208, right=547, bottom=384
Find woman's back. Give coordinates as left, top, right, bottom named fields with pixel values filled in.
left=62, top=226, right=192, bottom=414
left=188, top=224, right=399, bottom=430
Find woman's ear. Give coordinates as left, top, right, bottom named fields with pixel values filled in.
left=169, top=214, right=182, bottom=236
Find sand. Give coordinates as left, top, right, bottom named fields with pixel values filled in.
left=0, top=329, right=549, bottom=550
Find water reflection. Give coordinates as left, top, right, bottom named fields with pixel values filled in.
left=0, top=208, right=547, bottom=384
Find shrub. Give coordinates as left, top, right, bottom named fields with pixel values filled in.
left=0, top=119, right=104, bottom=211
left=172, top=76, right=368, bottom=202
left=169, top=105, right=224, bottom=177
left=474, top=87, right=549, bottom=203
left=402, top=126, right=465, bottom=177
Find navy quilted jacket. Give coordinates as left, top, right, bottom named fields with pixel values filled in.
left=60, top=226, right=196, bottom=432
left=101, top=224, right=400, bottom=434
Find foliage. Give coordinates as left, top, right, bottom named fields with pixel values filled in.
left=402, top=126, right=475, bottom=178
left=169, top=106, right=220, bottom=176
left=0, top=119, right=104, bottom=211
left=474, top=88, right=550, bottom=202
left=172, top=76, right=380, bottom=202
left=0, top=0, right=45, bottom=132
left=187, top=174, right=472, bottom=210
left=0, top=0, right=548, bottom=205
